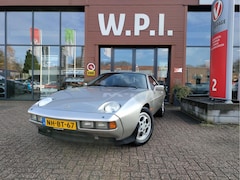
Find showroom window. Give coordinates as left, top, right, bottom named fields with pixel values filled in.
left=0, top=9, right=85, bottom=100
left=186, top=11, right=211, bottom=95
left=0, top=12, right=4, bottom=44
left=0, top=12, right=5, bottom=98
left=186, top=9, right=240, bottom=98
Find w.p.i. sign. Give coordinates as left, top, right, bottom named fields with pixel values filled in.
left=209, top=0, right=235, bottom=102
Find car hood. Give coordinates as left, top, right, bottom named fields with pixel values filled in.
left=38, top=86, right=146, bottom=113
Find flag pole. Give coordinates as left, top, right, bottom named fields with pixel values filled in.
left=74, top=30, right=76, bottom=77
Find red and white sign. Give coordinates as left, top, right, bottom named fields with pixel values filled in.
left=210, top=31, right=227, bottom=98
left=30, top=28, right=42, bottom=57
left=87, top=63, right=96, bottom=71
left=209, top=0, right=235, bottom=101
left=30, top=28, right=41, bottom=45
left=212, top=0, right=223, bottom=22
left=174, top=68, right=182, bottom=73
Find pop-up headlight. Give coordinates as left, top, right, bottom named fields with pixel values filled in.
left=98, top=101, right=121, bottom=113
left=38, top=97, right=53, bottom=107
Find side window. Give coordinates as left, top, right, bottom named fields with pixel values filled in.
left=148, top=76, right=158, bottom=90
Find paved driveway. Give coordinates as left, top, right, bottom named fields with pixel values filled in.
left=0, top=101, right=239, bottom=180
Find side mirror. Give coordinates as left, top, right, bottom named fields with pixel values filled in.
left=154, top=85, right=165, bottom=91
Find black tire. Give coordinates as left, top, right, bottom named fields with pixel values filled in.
left=133, top=107, right=154, bottom=146
left=156, top=101, right=165, bottom=117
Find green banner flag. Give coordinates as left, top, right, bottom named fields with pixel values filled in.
left=65, top=29, right=75, bottom=44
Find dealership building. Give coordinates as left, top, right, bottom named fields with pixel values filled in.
left=0, top=0, right=239, bottom=102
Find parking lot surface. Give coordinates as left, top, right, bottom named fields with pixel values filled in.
left=0, top=100, right=239, bottom=180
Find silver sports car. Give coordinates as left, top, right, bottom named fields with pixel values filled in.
left=28, top=72, right=166, bottom=145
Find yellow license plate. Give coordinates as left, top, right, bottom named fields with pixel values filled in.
left=44, top=118, right=77, bottom=130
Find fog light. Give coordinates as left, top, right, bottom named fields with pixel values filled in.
left=31, top=114, right=37, bottom=121
left=96, top=122, right=108, bottom=129
left=81, top=121, right=94, bottom=129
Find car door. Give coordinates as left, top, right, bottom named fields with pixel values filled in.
left=148, top=75, right=164, bottom=113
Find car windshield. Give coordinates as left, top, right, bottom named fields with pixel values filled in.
left=88, top=73, right=148, bottom=89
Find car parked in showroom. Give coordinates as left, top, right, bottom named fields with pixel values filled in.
left=28, top=72, right=166, bottom=145
left=0, top=75, right=5, bottom=97
left=232, top=81, right=238, bottom=100
left=0, top=83, right=4, bottom=97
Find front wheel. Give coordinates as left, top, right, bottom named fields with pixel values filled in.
left=133, top=107, right=154, bottom=146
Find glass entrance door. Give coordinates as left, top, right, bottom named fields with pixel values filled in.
left=157, top=48, right=169, bottom=85
left=100, top=47, right=170, bottom=100
left=100, top=47, right=169, bottom=82
left=114, top=49, right=133, bottom=72
left=135, top=49, right=154, bottom=75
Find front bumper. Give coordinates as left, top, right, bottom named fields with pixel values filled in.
left=37, top=126, right=137, bottom=145
left=29, top=114, right=124, bottom=139
left=28, top=106, right=139, bottom=144
left=28, top=107, right=139, bottom=144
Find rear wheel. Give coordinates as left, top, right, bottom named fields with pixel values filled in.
left=133, top=107, right=154, bottom=146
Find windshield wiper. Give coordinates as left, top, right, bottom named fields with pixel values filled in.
left=110, top=85, right=137, bottom=89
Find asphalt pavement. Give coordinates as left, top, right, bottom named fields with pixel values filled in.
left=0, top=100, right=239, bottom=180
